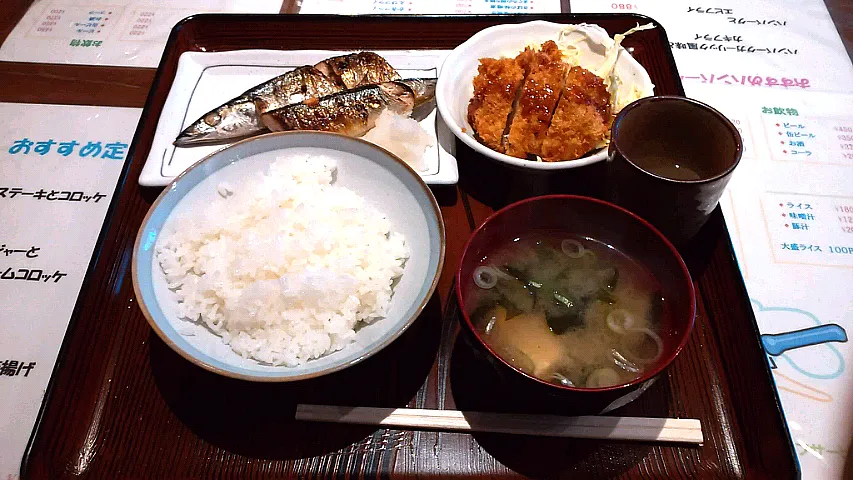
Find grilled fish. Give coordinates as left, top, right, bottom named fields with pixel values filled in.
left=174, top=52, right=402, bottom=147
left=173, top=66, right=339, bottom=146
left=260, top=79, right=435, bottom=137
left=250, top=66, right=342, bottom=113
left=314, top=52, right=401, bottom=89
left=173, top=96, right=262, bottom=147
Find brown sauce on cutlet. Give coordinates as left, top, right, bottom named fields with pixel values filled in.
left=540, top=66, right=611, bottom=161
left=520, top=82, right=556, bottom=117
left=469, top=42, right=612, bottom=161
left=505, top=62, right=566, bottom=158
left=467, top=57, right=525, bottom=152
left=502, top=41, right=567, bottom=158
left=563, top=66, right=611, bottom=119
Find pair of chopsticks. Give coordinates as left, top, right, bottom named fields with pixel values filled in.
left=296, top=405, right=703, bottom=444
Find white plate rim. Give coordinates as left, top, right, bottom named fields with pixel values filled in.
left=139, top=49, right=459, bottom=187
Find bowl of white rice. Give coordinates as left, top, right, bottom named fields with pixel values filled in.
left=132, top=131, right=445, bottom=381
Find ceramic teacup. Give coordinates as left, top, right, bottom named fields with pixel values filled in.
left=606, top=96, right=743, bottom=244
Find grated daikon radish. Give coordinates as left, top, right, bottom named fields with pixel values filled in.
left=362, top=110, right=433, bottom=172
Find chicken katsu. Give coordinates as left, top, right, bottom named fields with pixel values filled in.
left=467, top=41, right=613, bottom=162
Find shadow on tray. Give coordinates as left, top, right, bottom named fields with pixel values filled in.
left=447, top=326, right=674, bottom=480
left=676, top=206, right=728, bottom=278
left=457, top=141, right=726, bottom=278
left=456, top=142, right=608, bottom=211
left=139, top=186, right=165, bottom=205
left=149, top=291, right=443, bottom=460
left=430, top=184, right=459, bottom=207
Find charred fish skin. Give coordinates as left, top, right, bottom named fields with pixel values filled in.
left=314, top=52, right=401, bottom=89
left=174, top=52, right=406, bottom=147
left=260, top=81, right=416, bottom=137
left=250, top=66, right=342, bottom=113
left=397, top=78, right=437, bottom=108
left=174, top=66, right=344, bottom=146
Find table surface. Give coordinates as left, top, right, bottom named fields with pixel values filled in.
left=1, top=1, right=851, bottom=479
left=0, top=0, right=849, bottom=109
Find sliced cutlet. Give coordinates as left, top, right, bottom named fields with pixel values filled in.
left=467, top=57, right=525, bottom=153
left=540, top=66, right=612, bottom=162
left=504, top=41, right=567, bottom=159
left=514, top=41, right=562, bottom=75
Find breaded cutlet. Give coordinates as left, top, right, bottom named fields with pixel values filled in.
left=467, top=57, right=525, bottom=153
left=540, top=66, right=612, bottom=162
left=504, top=41, right=566, bottom=158
left=514, top=40, right=562, bottom=73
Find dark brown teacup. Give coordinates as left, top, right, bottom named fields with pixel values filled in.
left=606, top=96, right=742, bottom=244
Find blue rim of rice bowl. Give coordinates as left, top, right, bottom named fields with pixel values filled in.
left=131, top=131, right=445, bottom=382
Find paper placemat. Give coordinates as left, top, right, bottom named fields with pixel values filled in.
left=0, top=103, right=141, bottom=480
left=297, top=0, right=562, bottom=14
left=568, top=2, right=853, bottom=478
left=0, top=0, right=283, bottom=67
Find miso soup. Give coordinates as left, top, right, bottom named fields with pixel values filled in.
left=466, top=233, right=666, bottom=389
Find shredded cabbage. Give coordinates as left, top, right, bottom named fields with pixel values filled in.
left=556, top=23, right=656, bottom=112
left=496, top=23, right=657, bottom=150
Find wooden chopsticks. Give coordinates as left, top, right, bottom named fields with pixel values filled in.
left=295, top=405, right=703, bottom=444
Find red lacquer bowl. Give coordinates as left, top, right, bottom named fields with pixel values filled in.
left=455, top=195, right=696, bottom=414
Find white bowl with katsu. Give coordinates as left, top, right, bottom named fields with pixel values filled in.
left=436, top=21, right=655, bottom=170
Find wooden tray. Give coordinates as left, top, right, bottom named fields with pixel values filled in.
left=21, top=14, right=798, bottom=479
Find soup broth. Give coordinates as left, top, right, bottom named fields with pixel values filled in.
left=466, top=233, right=666, bottom=389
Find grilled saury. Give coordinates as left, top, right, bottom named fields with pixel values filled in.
left=174, top=52, right=402, bottom=146
left=259, top=79, right=435, bottom=137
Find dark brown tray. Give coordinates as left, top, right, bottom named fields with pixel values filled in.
left=22, top=14, right=798, bottom=479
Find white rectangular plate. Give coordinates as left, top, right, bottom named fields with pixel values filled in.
left=139, top=49, right=459, bottom=187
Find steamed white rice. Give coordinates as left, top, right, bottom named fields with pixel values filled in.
left=155, top=154, right=408, bottom=366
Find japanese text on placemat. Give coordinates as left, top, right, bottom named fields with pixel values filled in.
left=8, top=138, right=128, bottom=159
left=671, top=42, right=798, bottom=55
left=680, top=74, right=810, bottom=89
left=70, top=39, right=103, bottom=47
left=0, top=188, right=106, bottom=203
left=0, top=360, right=36, bottom=377
left=487, top=0, right=535, bottom=13
left=74, top=10, right=109, bottom=34
left=1, top=244, right=40, bottom=258
left=783, top=244, right=853, bottom=254
left=0, top=267, right=67, bottom=283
